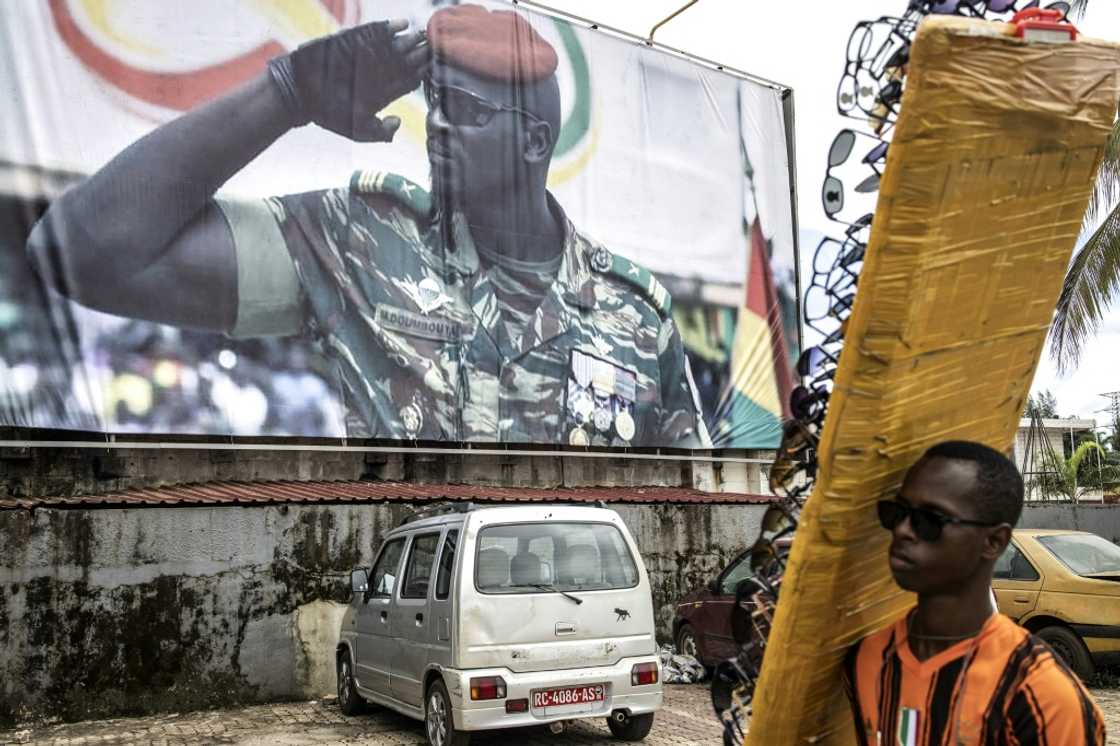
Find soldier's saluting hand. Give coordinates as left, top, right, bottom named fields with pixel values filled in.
left=267, top=18, right=431, bottom=142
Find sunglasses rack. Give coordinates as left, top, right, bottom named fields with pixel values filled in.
left=712, top=1, right=1075, bottom=742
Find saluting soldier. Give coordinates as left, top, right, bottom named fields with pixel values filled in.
left=28, top=4, right=710, bottom=448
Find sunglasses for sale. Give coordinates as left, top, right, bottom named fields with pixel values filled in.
left=768, top=420, right=819, bottom=497
left=838, top=16, right=919, bottom=118
left=876, top=499, right=998, bottom=541
left=424, top=81, right=544, bottom=128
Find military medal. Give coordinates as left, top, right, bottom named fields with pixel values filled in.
left=571, top=350, right=593, bottom=389
left=401, top=402, right=423, bottom=437
left=568, top=427, right=589, bottom=446
left=615, top=368, right=637, bottom=403
left=569, top=387, right=594, bottom=424
left=593, top=404, right=613, bottom=433
left=591, top=358, right=616, bottom=395
left=615, top=409, right=636, bottom=442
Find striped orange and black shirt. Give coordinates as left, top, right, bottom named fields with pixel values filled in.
left=843, top=612, right=1105, bottom=745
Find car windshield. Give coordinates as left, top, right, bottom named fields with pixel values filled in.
left=1037, top=533, right=1120, bottom=576
left=475, top=522, right=639, bottom=593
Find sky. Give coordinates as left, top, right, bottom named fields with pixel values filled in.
left=538, top=0, right=1120, bottom=427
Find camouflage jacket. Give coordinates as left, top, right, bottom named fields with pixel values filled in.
left=222, top=172, right=709, bottom=447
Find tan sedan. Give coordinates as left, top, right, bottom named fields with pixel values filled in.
left=992, top=529, right=1120, bottom=680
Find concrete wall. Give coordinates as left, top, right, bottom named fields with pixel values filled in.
left=0, top=500, right=765, bottom=725
left=1019, top=503, right=1120, bottom=543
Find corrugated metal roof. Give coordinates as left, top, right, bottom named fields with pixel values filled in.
left=0, top=480, right=772, bottom=510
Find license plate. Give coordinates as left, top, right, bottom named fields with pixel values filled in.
left=531, top=684, right=605, bottom=709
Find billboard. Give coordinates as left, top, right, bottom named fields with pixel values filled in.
left=0, top=0, right=797, bottom=448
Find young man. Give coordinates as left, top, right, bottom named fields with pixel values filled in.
left=844, top=440, right=1105, bottom=745
left=27, top=5, right=708, bottom=447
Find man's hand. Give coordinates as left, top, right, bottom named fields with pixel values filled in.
left=268, top=18, right=430, bottom=142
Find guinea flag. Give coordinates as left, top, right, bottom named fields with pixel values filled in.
left=709, top=219, right=793, bottom=448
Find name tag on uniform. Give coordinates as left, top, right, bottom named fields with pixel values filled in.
left=376, top=304, right=462, bottom=342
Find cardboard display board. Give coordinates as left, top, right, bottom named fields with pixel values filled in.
left=747, top=17, right=1120, bottom=744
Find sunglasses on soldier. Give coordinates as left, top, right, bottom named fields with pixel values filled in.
left=876, top=499, right=998, bottom=542
left=424, top=80, right=544, bottom=127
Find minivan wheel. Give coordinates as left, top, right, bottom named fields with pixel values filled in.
left=337, top=651, right=365, bottom=716
left=1036, top=625, right=1095, bottom=682
left=608, top=711, right=655, bottom=741
left=426, top=679, right=470, bottom=746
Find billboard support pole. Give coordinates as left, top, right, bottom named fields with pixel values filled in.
left=647, top=0, right=699, bottom=43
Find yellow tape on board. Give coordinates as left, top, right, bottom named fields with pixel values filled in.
left=746, top=17, right=1120, bottom=745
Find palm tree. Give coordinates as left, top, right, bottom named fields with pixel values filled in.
left=1031, top=439, right=1117, bottom=502
left=1048, top=0, right=1120, bottom=372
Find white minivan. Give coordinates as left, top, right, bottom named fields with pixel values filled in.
left=337, top=503, right=662, bottom=745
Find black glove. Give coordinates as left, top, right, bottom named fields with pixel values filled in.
left=268, top=21, right=427, bottom=142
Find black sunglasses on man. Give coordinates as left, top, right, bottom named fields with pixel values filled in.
left=876, top=499, right=998, bottom=542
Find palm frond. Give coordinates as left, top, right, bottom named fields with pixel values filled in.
left=1067, top=440, right=1105, bottom=478
left=1049, top=200, right=1120, bottom=372
left=1068, top=0, right=1089, bottom=19
left=1084, top=120, right=1120, bottom=226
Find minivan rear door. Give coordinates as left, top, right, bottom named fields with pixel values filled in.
left=460, top=520, right=655, bottom=673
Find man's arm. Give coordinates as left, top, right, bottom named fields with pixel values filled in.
left=27, top=19, right=427, bottom=333
left=27, top=73, right=289, bottom=331
left=1005, top=657, right=1106, bottom=745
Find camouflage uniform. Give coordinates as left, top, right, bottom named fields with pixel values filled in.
left=218, top=172, right=710, bottom=447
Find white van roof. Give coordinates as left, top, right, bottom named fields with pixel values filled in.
left=389, top=503, right=623, bottom=536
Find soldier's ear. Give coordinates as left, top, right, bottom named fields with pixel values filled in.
left=522, top=119, right=554, bottom=164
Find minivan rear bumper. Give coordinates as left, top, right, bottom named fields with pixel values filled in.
left=443, top=656, right=663, bottom=732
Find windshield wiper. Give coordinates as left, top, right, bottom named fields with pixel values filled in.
left=529, top=583, right=583, bottom=604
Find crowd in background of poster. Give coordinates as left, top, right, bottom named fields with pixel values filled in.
left=0, top=0, right=797, bottom=448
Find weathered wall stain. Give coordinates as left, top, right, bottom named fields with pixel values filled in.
left=0, top=501, right=763, bottom=727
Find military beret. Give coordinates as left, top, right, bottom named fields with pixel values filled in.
left=427, top=4, right=558, bottom=83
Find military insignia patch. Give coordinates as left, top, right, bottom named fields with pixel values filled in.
left=375, top=304, right=462, bottom=342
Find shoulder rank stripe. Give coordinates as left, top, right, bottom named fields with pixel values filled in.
left=350, top=170, right=433, bottom=218
left=589, top=246, right=672, bottom=318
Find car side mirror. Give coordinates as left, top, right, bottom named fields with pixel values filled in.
left=350, top=568, right=369, bottom=598
left=707, top=578, right=721, bottom=594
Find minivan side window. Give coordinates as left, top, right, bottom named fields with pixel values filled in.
left=435, top=530, right=459, bottom=600
left=401, top=533, right=441, bottom=599
left=370, top=538, right=406, bottom=598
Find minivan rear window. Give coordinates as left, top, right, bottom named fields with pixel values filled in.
left=475, top=522, right=639, bottom=593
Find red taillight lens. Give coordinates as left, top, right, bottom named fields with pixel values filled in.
left=631, top=662, right=659, bottom=686
left=470, top=676, right=507, bottom=700
left=505, top=698, right=528, bottom=713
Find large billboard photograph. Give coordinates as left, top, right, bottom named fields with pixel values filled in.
left=0, top=0, right=797, bottom=448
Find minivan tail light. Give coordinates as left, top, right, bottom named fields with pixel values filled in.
left=470, top=676, right=507, bottom=700
left=631, top=662, right=659, bottom=686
